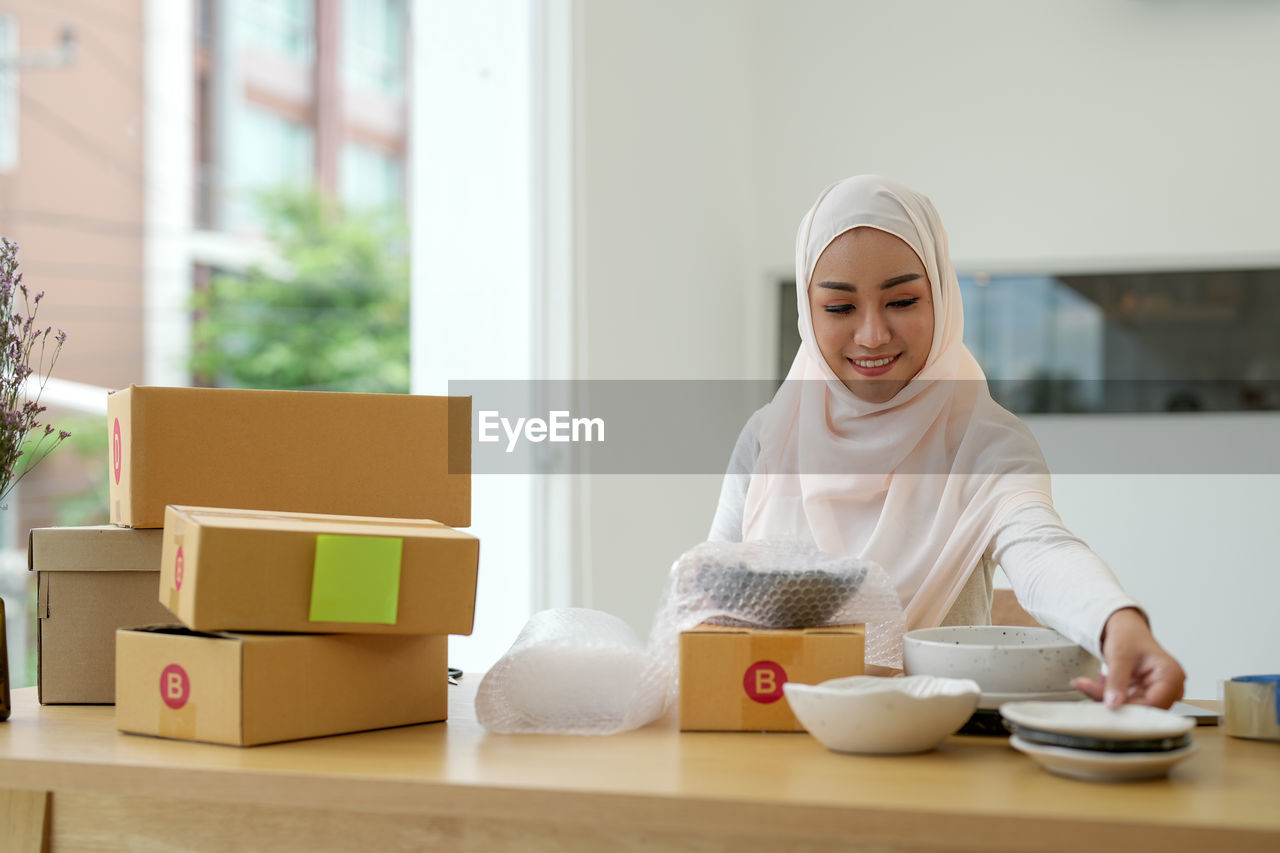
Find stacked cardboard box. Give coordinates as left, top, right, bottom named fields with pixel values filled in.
left=32, top=385, right=477, bottom=747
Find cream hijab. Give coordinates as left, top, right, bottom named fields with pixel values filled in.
left=742, top=176, right=1052, bottom=628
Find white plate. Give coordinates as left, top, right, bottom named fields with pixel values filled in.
left=1001, top=701, right=1195, bottom=739
left=977, top=689, right=1086, bottom=711
left=1010, top=735, right=1198, bottom=782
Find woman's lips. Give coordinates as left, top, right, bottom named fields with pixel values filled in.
left=847, top=353, right=900, bottom=377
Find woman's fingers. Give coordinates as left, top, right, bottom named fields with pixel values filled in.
left=1071, top=674, right=1105, bottom=702
left=1071, top=656, right=1185, bottom=709
left=1129, top=656, right=1185, bottom=709
left=1104, top=652, right=1138, bottom=709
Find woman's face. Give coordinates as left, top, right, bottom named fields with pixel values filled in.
left=807, top=227, right=934, bottom=403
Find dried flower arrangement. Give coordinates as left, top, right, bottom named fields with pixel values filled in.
left=0, top=237, right=69, bottom=508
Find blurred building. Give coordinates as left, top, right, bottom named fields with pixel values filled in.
left=195, top=0, right=408, bottom=234
left=0, top=0, right=145, bottom=392
left=0, top=2, right=409, bottom=686
left=0, top=0, right=409, bottom=531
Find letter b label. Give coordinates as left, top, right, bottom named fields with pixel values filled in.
left=743, top=660, right=787, bottom=704
left=160, top=663, right=191, bottom=710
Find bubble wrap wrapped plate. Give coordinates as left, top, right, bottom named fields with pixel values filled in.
left=475, top=540, right=906, bottom=736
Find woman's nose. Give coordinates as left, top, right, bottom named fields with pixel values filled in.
left=853, top=307, right=891, bottom=349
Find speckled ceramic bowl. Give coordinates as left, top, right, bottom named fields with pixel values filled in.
left=902, top=626, right=1100, bottom=694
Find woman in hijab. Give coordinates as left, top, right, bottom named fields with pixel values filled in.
left=709, top=175, right=1184, bottom=709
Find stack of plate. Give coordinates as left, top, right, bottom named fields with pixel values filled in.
left=1000, top=701, right=1197, bottom=782
left=958, top=687, right=1089, bottom=736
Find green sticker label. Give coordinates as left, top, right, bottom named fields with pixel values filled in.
left=308, top=534, right=403, bottom=624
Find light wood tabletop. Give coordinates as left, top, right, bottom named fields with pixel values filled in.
left=1, top=681, right=1277, bottom=852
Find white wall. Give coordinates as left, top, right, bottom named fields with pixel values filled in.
left=573, top=0, right=1280, bottom=696
left=411, top=0, right=535, bottom=672
left=1026, top=418, right=1280, bottom=700
left=575, top=0, right=756, bottom=629
left=144, top=0, right=193, bottom=384
left=746, top=0, right=1280, bottom=366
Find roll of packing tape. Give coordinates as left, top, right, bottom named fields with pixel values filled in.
left=1223, top=675, right=1280, bottom=742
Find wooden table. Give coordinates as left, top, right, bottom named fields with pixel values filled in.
left=1, top=683, right=1277, bottom=852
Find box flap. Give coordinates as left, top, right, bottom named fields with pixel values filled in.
left=125, top=624, right=239, bottom=640
left=682, top=622, right=865, bottom=636
left=801, top=624, right=865, bottom=635
left=107, top=386, right=137, bottom=527
left=683, top=623, right=750, bottom=635
left=29, top=526, right=164, bottom=572
left=170, top=506, right=457, bottom=538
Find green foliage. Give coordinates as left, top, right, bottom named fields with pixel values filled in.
left=190, top=189, right=410, bottom=392
left=49, top=414, right=109, bottom=527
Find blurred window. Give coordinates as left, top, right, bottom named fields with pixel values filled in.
left=958, top=269, right=1280, bottom=413
left=342, top=0, right=405, bottom=97
left=959, top=274, right=1105, bottom=412
left=0, top=14, right=16, bottom=171
left=239, top=0, right=313, bottom=62
left=227, top=105, right=313, bottom=229
left=339, top=141, right=401, bottom=210
left=777, top=267, right=1280, bottom=413
left=196, top=0, right=215, bottom=47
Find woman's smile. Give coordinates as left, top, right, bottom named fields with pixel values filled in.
left=848, top=353, right=901, bottom=375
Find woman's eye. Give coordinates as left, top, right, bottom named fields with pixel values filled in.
left=888, top=297, right=920, bottom=309
left=824, top=304, right=854, bottom=314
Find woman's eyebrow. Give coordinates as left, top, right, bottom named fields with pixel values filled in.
left=880, top=272, right=923, bottom=289
left=816, top=272, right=923, bottom=292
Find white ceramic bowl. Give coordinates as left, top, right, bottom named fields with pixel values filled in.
left=783, top=675, right=981, bottom=754
left=903, top=626, right=1100, bottom=694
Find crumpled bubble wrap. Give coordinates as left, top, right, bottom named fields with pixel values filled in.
left=475, top=608, right=663, bottom=735
left=475, top=539, right=906, bottom=735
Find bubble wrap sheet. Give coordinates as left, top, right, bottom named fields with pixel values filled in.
left=475, top=540, right=906, bottom=735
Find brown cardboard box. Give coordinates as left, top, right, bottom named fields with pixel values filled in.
left=28, top=526, right=173, bottom=704
left=107, top=385, right=471, bottom=528
left=160, top=506, right=479, bottom=634
left=679, top=623, right=865, bottom=732
left=116, top=626, right=447, bottom=746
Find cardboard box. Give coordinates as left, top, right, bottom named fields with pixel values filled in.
left=679, top=623, right=865, bottom=732
left=160, top=506, right=479, bottom=634
left=116, top=626, right=447, bottom=746
left=28, top=526, right=172, bottom=704
left=107, top=385, right=471, bottom=528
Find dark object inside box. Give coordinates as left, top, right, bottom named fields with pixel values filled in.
left=1, top=598, right=10, bottom=722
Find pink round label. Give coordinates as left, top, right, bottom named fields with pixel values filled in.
left=112, top=418, right=122, bottom=485
left=174, top=546, right=185, bottom=591
left=160, top=664, right=190, bottom=710
left=743, top=660, right=788, bottom=704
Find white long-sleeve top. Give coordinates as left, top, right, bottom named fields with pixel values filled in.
left=707, top=426, right=1140, bottom=660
